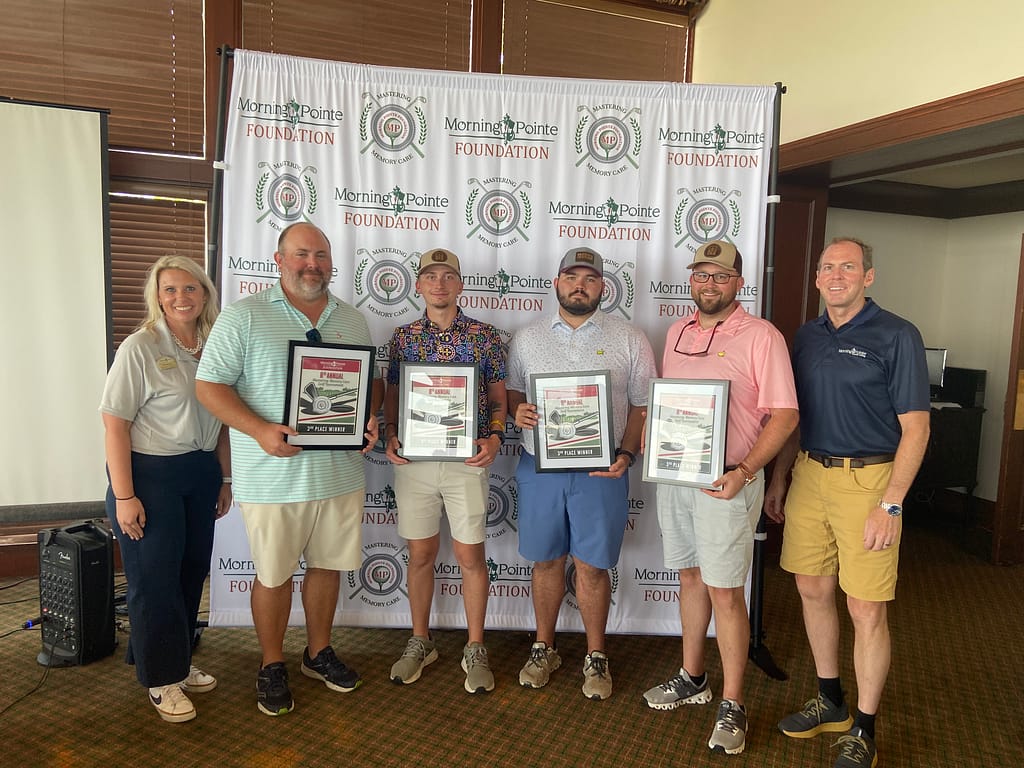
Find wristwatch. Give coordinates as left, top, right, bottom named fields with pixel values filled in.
left=879, top=501, right=903, bottom=517
left=488, top=429, right=506, bottom=445
left=614, top=448, right=637, bottom=467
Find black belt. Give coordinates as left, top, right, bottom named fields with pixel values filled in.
left=805, top=452, right=895, bottom=469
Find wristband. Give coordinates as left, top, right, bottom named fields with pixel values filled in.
left=114, top=494, right=136, bottom=501
left=222, top=477, right=232, bottom=484
left=488, top=430, right=506, bottom=444
left=614, top=448, right=636, bottom=467
left=489, top=419, right=506, bottom=431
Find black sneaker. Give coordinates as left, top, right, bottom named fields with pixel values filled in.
left=301, top=645, right=362, bottom=692
left=256, top=662, right=294, bottom=717
left=832, top=727, right=878, bottom=768
left=778, top=692, right=854, bottom=738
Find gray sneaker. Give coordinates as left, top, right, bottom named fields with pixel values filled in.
left=778, top=692, right=854, bottom=738
left=519, top=641, right=561, bottom=688
left=390, top=636, right=438, bottom=685
left=643, top=670, right=713, bottom=710
left=461, top=642, right=495, bottom=694
left=708, top=699, right=747, bottom=755
left=582, top=651, right=612, bottom=701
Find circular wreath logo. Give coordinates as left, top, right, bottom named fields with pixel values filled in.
left=267, top=174, right=308, bottom=222
left=586, top=117, right=631, bottom=164
left=357, top=551, right=405, bottom=597
left=685, top=199, right=730, bottom=242
left=475, top=190, right=524, bottom=237
left=365, top=260, right=414, bottom=306
left=370, top=105, right=416, bottom=151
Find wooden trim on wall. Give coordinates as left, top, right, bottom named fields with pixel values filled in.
left=829, top=179, right=1024, bottom=220
left=779, top=77, right=1024, bottom=172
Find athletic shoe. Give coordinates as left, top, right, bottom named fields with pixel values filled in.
left=518, top=641, right=561, bottom=688
left=256, top=661, right=294, bottom=716
left=390, top=636, right=438, bottom=685
left=832, top=727, right=878, bottom=768
left=179, top=664, right=217, bottom=693
left=301, top=645, right=362, bottom=693
left=581, top=651, right=612, bottom=701
left=708, top=699, right=747, bottom=755
left=461, top=642, right=495, bottom=694
left=149, top=683, right=196, bottom=723
left=778, top=692, right=854, bottom=738
left=643, top=669, right=713, bottom=710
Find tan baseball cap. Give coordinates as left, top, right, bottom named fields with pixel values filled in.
left=686, top=241, right=743, bottom=275
left=418, top=248, right=462, bottom=278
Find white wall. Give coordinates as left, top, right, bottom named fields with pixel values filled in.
left=824, top=208, right=1024, bottom=500
left=692, top=0, right=1024, bottom=144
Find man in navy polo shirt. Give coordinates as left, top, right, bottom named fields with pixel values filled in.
left=765, top=237, right=930, bottom=768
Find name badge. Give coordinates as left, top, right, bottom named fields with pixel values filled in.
left=157, top=356, right=178, bottom=370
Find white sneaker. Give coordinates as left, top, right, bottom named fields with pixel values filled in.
left=149, top=683, right=196, bottom=723
left=180, top=664, right=218, bottom=693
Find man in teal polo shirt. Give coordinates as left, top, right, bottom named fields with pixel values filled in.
left=197, top=222, right=383, bottom=717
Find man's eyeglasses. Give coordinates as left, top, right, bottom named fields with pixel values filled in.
left=673, top=319, right=723, bottom=357
left=305, top=328, right=322, bottom=343
left=691, top=271, right=738, bottom=284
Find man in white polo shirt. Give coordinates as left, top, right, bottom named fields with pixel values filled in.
left=196, top=222, right=383, bottom=717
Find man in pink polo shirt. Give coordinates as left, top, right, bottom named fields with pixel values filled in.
left=642, top=240, right=798, bottom=756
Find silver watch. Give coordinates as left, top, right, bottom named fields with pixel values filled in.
left=879, top=501, right=902, bottom=517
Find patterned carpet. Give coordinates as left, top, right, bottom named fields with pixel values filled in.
left=0, top=518, right=1020, bottom=768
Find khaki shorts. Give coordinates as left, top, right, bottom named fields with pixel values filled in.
left=656, top=473, right=763, bottom=589
left=393, top=461, right=488, bottom=544
left=239, top=489, right=363, bottom=588
left=780, top=453, right=900, bottom=602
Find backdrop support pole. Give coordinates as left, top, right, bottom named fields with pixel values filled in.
left=208, top=45, right=234, bottom=286
left=748, top=81, right=788, bottom=681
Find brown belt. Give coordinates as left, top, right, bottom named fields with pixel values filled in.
left=805, top=452, right=895, bottom=469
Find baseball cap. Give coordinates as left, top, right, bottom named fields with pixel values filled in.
left=558, top=247, right=603, bottom=276
left=418, top=248, right=461, bottom=278
left=686, top=241, right=743, bottom=275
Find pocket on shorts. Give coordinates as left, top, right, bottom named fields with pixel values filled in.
left=847, top=464, right=892, bottom=494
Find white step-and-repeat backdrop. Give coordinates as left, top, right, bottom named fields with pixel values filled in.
left=209, top=50, right=775, bottom=635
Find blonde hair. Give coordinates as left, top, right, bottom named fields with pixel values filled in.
left=140, top=255, right=219, bottom=340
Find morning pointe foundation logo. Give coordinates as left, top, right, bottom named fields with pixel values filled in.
left=359, top=90, right=428, bottom=166
left=661, top=122, right=766, bottom=168
left=673, top=185, right=742, bottom=249
left=254, top=160, right=318, bottom=231
left=575, top=104, right=642, bottom=177
left=237, top=95, right=343, bottom=145
left=447, top=113, right=558, bottom=161
left=336, top=184, right=447, bottom=233
left=548, top=195, right=659, bottom=242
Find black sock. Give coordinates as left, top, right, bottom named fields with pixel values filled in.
left=818, top=677, right=843, bottom=708
left=684, top=669, right=707, bottom=688
left=853, top=711, right=876, bottom=740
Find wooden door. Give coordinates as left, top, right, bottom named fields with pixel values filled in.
left=993, top=234, right=1024, bottom=564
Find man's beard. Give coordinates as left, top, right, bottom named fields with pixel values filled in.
left=557, top=290, right=600, bottom=316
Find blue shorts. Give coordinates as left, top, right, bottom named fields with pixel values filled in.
left=515, top=451, right=629, bottom=570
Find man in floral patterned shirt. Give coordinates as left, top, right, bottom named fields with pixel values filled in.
left=382, top=247, right=508, bottom=694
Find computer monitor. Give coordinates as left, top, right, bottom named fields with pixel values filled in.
left=925, top=347, right=947, bottom=393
